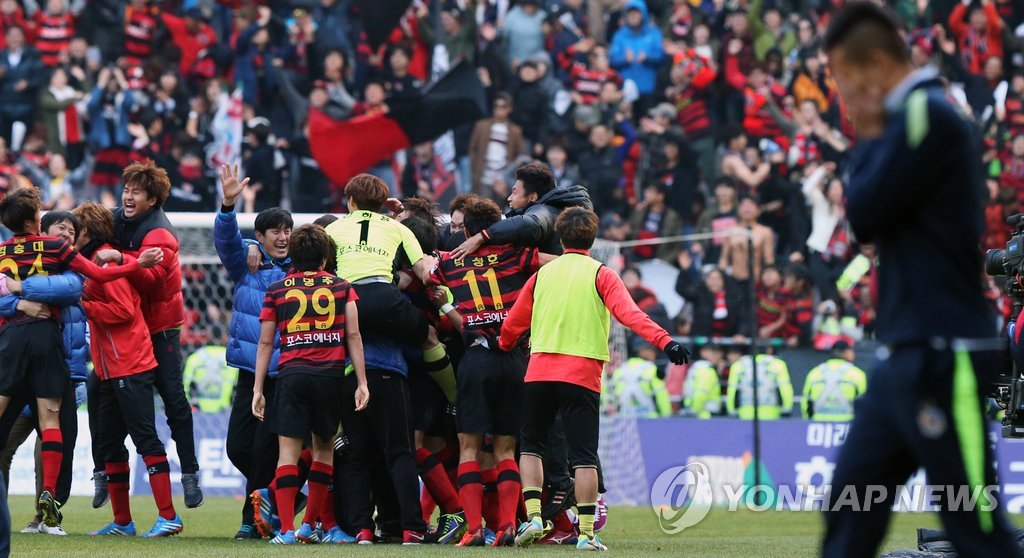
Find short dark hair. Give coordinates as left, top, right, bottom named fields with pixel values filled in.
left=288, top=224, right=331, bottom=272
left=494, top=91, right=513, bottom=107
left=72, top=202, right=114, bottom=243
left=345, top=174, right=389, bottom=212
left=462, top=198, right=503, bottom=237
left=824, top=1, right=909, bottom=65
left=555, top=207, right=599, bottom=250
left=313, top=214, right=338, bottom=228
left=122, top=160, right=171, bottom=207
left=515, top=161, right=555, bottom=198
left=0, top=187, right=40, bottom=233
left=41, top=210, right=80, bottom=242
left=254, top=208, right=293, bottom=234
left=402, top=197, right=440, bottom=225
left=449, top=193, right=477, bottom=214
left=402, top=216, right=438, bottom=254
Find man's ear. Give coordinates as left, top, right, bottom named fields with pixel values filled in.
left=254, top=231, right=265, bottom=244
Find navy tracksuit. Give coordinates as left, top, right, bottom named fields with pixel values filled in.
left=822, top=68, right=1020, bottom=558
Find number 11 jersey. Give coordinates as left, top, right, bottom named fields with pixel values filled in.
left=260, top=270, right=358, bottom=376
left=433, top=245, right=539, bottom=349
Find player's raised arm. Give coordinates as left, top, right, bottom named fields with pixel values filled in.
left=69, top=247, right=163, bottom=282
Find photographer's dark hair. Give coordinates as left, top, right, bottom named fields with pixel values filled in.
left=462, top=198, right=503, bottom=237
left=0, top=187, right=41, bottom=233
left=254, top=208, right=293, bottom=234
left=41, top=211, right=80, bottom=243
left=289, top=224, right=332, bottom=272
left=515, top=162, right=555, bottom=199
left=824, top=1, right=909, bottom=64
left=556, top=207, right=600, bottom=250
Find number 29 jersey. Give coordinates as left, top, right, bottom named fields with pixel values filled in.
left=260, top=270, right=358, bottom=376
left=433, top=245, right=539, bottom=348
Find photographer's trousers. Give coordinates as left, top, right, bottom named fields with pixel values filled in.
left=822, top=343, right=1020, bottom=558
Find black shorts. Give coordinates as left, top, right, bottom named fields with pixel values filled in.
left=272, top=371, right=343, bottom=442
left=351, top=282, right=428, bottom=346
left=520, top=381, right=600, bottom=469
left=0, top=320, right=68, bottom=399
left=457, top=345, right=528, bottom=436
left=408, top=366, right=452, bottom=435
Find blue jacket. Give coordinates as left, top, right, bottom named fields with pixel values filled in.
left=609, top=0, right=664, bottom=95
left=0, top=271, right=88, bottom=381
left=214, top=210, right=289, bottom=376
left=359, top=335, right=408, bottom=376
left=845, top=69, right=992, bottom=343
left=87, top=87, right=135, bottom=149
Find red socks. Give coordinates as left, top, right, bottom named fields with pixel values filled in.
left=482, top=468, right=500, bottom=529
left=319, top=483, right=338, bottom=531
left=303, top=461, right=332, bottom=528
left=457, top=461, right=484, bottom=532
left=40, top=428, right=62, bottom=494
left=416, top=447, right=463, bottom=515
left=496, top=459, right=522, bottom=530
left=142, top=454, right=176, bottom=520
left=106, top=461, right=132, bottom=525
left=274, top=465, right=301, bottom=533
left=420, top=488, right=437, bottom=524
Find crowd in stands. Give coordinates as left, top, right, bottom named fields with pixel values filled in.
left=0, top=0, right=1013, bottom=408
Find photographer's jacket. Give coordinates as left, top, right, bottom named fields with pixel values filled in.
left=845, top=67, right=993, bottom=343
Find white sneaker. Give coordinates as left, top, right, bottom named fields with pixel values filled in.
left=39, top=524, right=67, bottom=536
left=20, top=519, right=41, bottom=533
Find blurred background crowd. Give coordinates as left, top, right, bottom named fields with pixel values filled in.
left=0, top=0, right=1014, bottom=416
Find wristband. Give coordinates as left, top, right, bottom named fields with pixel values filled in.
left=221, top=203, right=236, bottom=213
left=440, top=303, right=455, bottom=314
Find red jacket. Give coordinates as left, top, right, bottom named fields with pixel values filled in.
left=160, top=12, right=216, bottom=78
left=84, top=244, right=158, bottom=380
left=949, top=2, right=1004, bottom=74
left=119, top=210, right=185, bottom=334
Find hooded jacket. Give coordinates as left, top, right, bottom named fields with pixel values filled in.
left=483, top=184, right=593, bottom=254
left=83, top=243, right=158, bottom=380
left=214, top=209, right=289, bottom=376
left=609, top=0, right=665, bottom=95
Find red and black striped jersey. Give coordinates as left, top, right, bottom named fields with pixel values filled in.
left=433, top=244, right=539, bottom=348
left=0, top=234, right=75, bottom=328
left=260, top=270, right=358, bottom=376
left=123, top=6, right=158, bottom=65
left=35, top=12, right=74, bottom=67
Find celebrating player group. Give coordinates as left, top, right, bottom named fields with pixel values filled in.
left=0, top=158, right=690, bottom=551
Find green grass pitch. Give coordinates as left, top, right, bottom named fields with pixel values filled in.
left=5, top=495, right=964, bottom=556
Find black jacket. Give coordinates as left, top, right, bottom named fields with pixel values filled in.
left=484, top=185, right=593, bottom=254
left=674, top=265, right=750, bottom=338
left=510, top=78, right=551, bottom=146
left=846, top=70, right=992, bottom=343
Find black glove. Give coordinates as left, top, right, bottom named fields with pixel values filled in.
left=664, top=341, right=691, bottom=365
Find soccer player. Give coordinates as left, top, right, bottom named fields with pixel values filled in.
left=75, top=202, right=183, bottom=538
left=252, top=224, right=368, bottom=545
left=498, top=207, right=690, bottom=551
left=214, top=164, right=293, bottom=539
left=821, top=3, right=1019, bottom=555
left=433, top=197, right=545, bottom=547
left=0, top=187, right=161, bottom=528
left=112, top=160, right=203, bottom=508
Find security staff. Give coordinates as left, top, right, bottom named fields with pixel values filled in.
left=822, top=4, right=1018, bottom=556
left=608, top=341, right=671, bottom=418
left=183, top=345, right=237, bottom=414
left=726, top=353, right=793, bottom=420
left=801, top=341, right=866, bottom=422
left=681, top=345, right=724, bottom=419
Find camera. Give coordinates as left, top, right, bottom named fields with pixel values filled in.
left=985, top=214, right=1024, bottom=437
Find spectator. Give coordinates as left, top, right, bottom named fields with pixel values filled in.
left=417, top=0, right=477, bottom=66
left=122, top=0, right=159, bottom=67
left=948, top=0, right=1003, bottom=75
left=565, top=42, right=621, bottom=106
left=382, top=45, right=422, bottom=103
left=781, top=263, right=813, bottom=346
left=610, top=0, right=664, bottom=110
left=468, top=92, right=525, bottom=200
left=790, top=48, right=835, bottom=115
left=86, top=66, right=134, bottom=207
left=749, top=0, right=795, bottom=61
left=400, top=141, right=457, bottom=207
left=628, top=183, right=682, bottom=263
left=503, top=0, right=546, bottom=67
left=675, top=249, right=748, bottom=339
left=720, top=128, right=770, bottom=197
left=160, top=7, right=217, bottom=80
left=718, top=196, right=774, bottom=298
left=545, top=142, right=581, bottom=189
left=801, top=163, right=849, bottom=304
left=696, top=177, right=739, bottom=265
left=240, top=118, right=282, bottom=213
left=578, top=121, right=628, bottom=216
left=756, top=264, right=786, bottom=340
left=0, top=25, right=42, bottom=150
left=32, top=0, right=76, bottom=68
left=657, top=132, right=700, bottom=225
left=18, top=150, right=92, bottom=210
left=38, top=66, right=87, bottom=163
left=788, top=99, right=848, bottom=168
left=664, top=49, right=716, bottom=181
left=509, top=60, right=551, bottom=154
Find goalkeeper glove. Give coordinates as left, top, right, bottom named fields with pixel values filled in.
left=664, top=341, right=691, bottom=365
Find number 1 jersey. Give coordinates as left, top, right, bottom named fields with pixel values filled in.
left=260, top=270, right=358, bottom=376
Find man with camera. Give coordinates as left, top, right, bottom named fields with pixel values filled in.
left=821, top=3, right=1020, bottom=557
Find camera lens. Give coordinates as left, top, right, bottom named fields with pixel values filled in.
left=986, top=249, right=1006, bottom=277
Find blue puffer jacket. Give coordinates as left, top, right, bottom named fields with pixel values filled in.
left=0, top=271, right=89, bottom=381
left=214, top=210, right=290, bottom=376
left=609, top=0, right=665, bottom=95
